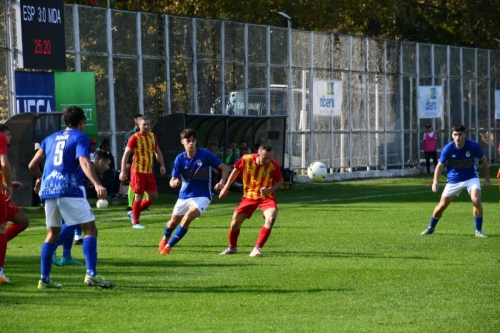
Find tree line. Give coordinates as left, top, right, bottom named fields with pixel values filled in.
left=68, top=0, right=500, bottom=50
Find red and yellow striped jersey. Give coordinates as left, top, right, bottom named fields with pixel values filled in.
left=127, top=132, right=158, bottom=174
left=234, top=153, right=282, bottom=200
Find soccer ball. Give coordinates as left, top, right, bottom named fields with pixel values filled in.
left=307, top=162, right=328, bottom=182
left=96, top=199, right=109, bottom=209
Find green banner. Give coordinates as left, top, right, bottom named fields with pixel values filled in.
left=54, top=72, right=98, bottom=141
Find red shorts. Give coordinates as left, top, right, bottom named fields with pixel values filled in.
left=0, top=198, right=20, bottom=224
left=235, top=197, right=278, bottom=219
left=130, top=172, right=157, bottom=193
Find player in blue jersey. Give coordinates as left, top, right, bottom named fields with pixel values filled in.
left=421, top=125, right=491, bottom=237
left=28, top=106, right=115, bottom=289
left=158, top=128, right=229, bottom=255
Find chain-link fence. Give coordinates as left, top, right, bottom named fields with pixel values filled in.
left=3, top=2, right=500, bottom=175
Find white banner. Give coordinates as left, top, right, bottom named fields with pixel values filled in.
left=312, top=80, right=343, bottom=116
left=417, top=86, right=443, bottom=119
left=495, top=90, right=500, bottom=119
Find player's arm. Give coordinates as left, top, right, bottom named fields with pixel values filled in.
left=214, top=163, right=229, bottom=190
left=153, top=146, right=166, bottom=175
left=478, top=155, right=491, bottom=188
left=79, top=155, right=106, bottom=199
left=219, top=167, right=241, bottom=199
left=431, top=162, right=445, bottom=193
left=28, top=150, right=44, bottom=194
left=120, top=147, right=133, bottom=181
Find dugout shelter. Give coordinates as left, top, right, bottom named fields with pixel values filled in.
left=153, top=114, right=287, bottom=194
left=5, top=112, right=62, bottom=207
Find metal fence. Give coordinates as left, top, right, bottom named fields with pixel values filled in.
left=2, top=2, right=500, bottom=175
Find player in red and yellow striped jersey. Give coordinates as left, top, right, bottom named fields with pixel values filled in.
left=119, top=116, right=166, bottom=229
left=219, top=144, right=283, bottom=257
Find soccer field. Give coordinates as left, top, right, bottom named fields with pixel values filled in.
left=2, top=177, right=499, bottom=332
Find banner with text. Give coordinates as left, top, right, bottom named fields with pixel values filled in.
left=55, top=72, right=98, bottom=140
left=418, top=86, right=443, bottom=119
left=312, top=80, right=343, bottom=116
left=15, top=71, right=55, bottom=113
left=495, top=90, right=500, bottom=119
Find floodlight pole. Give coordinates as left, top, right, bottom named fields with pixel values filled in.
left=277, top=12, right=293, bottom=169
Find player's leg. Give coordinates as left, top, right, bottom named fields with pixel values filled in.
left=220, top=211, right=248, bottom=255
left=0, top=222, right=8, bottom=283
left=469, top=182, right=486, bottom=237
left=425, top=153, right=431, bottom=173
left=251, top=200, right=279, bottom=257
left=421, top=184, right=459, bottom=235
left=159, top=214, right=183, bottom=253
left=59, top=223, right=82, bottom=265
left=38, top=199, right=63, bottom=289
left=138, top=174, right=158, bottom=213
left=5, top=201, right=28, bottom=242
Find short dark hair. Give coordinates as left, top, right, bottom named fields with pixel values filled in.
left=63, top=106, right=86, bottom=128
left=133, top=114, right=143, bottom=119
left=93, top=150, right=110, bottom=162
left=259, top=144, right=273, bottom=152
left=180, top=128, right=197, bottom=140
left=451, top=125, right=466, bottom=133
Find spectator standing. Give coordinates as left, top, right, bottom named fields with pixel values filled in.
left=422, top=123, right=438, bottom=174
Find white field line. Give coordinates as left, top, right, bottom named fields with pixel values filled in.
left=23, top=189, right=430, bottom=232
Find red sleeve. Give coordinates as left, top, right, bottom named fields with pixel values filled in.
left=233, top=154, right=248, bottom=171
left=127, top=133, right=137, bottom=149
left=0, top=133, right=8, bottom=154
left=153, top=133, right=159, bottom=149
left=271, top=160, right=283, bottom=182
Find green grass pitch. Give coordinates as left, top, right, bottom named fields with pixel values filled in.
left=1, top=176, right=499, bottom=332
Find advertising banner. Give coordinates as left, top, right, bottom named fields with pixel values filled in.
left=418, top=86, right=443, bottom=119
left=312, top=80, right=343, bottom=116
left=54, top=72, right=98, bottom=139
left=15, top=71, right=55, bottom=113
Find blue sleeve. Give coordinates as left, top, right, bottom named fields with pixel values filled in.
left=172, top=155, right=181, bottom=178
left=438, top=143, right=450, bottom=164
left=76, top=135, right=90, bottom=159
left=207, top=150, right=223, bottom=168
left=473, top=142, right=485, bottom=159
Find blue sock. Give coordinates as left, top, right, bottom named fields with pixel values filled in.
left=164, top=225, right=175, bottom=239
left=62, top=229, right=75, bottom=258
left=429, top=217, right=439, bottom=228
left=83, top=237, right=97, bottom=276
left=56, top=223, right=71, bottom=247
left=40, top=242, right=57, bottom=283
left=74, top=225, right=82, bottom=238
left=474, top=217, right=483, bottom=231
left=167, top=226, right=188, bottom=248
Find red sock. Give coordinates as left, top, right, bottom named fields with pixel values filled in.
left=6, top=224, right=27, bottom=242
left=255, top=226, right=271, bottom=248
left=0, top=233, right=7, bottom=267
left=140, top=199, right=151, bottom=212
left=228, top=229, right=240, bottom=248
left=132, top=200, right=142, bottom=225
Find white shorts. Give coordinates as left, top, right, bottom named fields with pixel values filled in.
left=442, top=178, right=481, bottom=198
left=44, top=197, right=95, bottom=228
left=172, top=197, right=211, bottom=216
